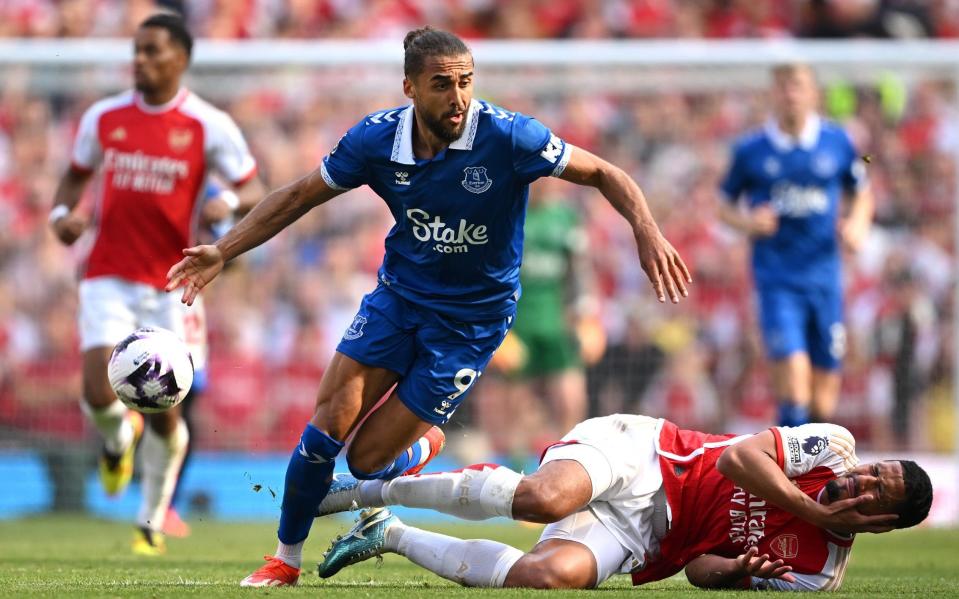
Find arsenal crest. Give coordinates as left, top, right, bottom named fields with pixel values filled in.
left=462, top=166, right=492, bottom=194
left=770, top=534, right=799, bottom=559
left=168, top=128, right=194, bottom=152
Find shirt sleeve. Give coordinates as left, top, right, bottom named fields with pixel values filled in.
left=71, top=105, right=103, bottom=173
left=511, top=114, right=571, bottom=184
left=839, top=130, right=868, bottom=194
left=718, top=141, right=749, bottom=204
left=206, top=111, right=257, bottom=185
left=751, top=542, right=852, bottom=591
left=321, top=120, right=368, bottom=190
left=751, top=571, right=840, bottom=591
left=771, top=423, right=858, bottom=478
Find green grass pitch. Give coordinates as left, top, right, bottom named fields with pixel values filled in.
left=1, top=515, right=957, bottom=597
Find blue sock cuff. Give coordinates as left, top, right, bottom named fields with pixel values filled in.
left=301, top=423, right=344, bottom=460
left=348, top=461, right=394, bottom=480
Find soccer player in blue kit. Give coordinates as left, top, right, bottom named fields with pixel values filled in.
left=717, top=64, right=873, bottom=428
left=166, top=27, right=690, bottom=587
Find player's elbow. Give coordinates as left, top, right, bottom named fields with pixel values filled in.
left=716, top=446, right=741, bottom=479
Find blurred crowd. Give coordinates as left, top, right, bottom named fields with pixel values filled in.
left=1, top=0, right=958, bottom=40
left=0, top=7, right=956, bottom=457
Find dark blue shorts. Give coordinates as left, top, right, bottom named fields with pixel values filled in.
left=757, top=284, right=845, bottom=370
left=336, top=284, right=513, bottom=424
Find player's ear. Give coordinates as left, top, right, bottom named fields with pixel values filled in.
left=403, top=77, right=415, bottom=100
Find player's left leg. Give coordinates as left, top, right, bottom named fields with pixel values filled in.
left=133, top=406, right=188, bottom=556
left=128, top=290, right=206, bottom=555
left=542, top=367, right=587, bottom=443
left=807, top=285, right=845, bottom=422
left=320, top=503, right=628, bottom=588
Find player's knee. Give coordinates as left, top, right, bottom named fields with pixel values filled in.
left=512, top=478, right=574, bottom=523
left=506, top=554, right=592, bottom=589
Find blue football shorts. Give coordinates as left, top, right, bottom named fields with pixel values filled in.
left=336, top=284, right=513, bottom=424
left=757, top=283, right=845, bottom=370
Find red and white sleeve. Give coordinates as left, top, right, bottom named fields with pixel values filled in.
left=770, top=423, right=858, bottom=478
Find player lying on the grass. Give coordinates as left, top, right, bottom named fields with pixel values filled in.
left=316, top=414, right=932, bottom=591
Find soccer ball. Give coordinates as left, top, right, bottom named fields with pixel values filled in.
left=108, top=327, right=194, bottom=413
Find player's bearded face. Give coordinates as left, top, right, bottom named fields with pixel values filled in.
left=407, top=54, right=474, bottom=144
left=824, top=461, right=906, bottom=516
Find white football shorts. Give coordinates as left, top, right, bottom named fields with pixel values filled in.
left=78, top=276, right=208, bottom=370
left=540, top=414, right=668, bottom=582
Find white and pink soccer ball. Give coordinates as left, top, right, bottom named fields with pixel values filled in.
left=108, top=327, right=194, bottom=413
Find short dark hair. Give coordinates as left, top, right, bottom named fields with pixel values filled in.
left=139, top=13, right=193, bottom=59
left=403, top=26, right=471, bottom=78
left=895, top=460, right=933, bottom=529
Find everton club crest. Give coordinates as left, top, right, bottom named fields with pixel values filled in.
left=462, top=166, right=492, bottom=194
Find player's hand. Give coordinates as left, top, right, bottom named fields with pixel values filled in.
left=839, top=217, right=869, bottom=253
left=735, top=546, right=796, bottom=583
left=50, top=212, right=87, bottom=246
left=749, top=205, right=779, bottom=238
left=165, top=245, right=224, bottom=306
left=813, top=494, right=898, bottom=534
left=634, top=224, right=691, bottom=304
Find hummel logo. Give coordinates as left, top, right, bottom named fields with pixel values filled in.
left=395, top=171, right=410, bottom=186
left=298, top=443, right=329, bottom=464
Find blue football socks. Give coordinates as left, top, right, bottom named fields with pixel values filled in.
left=349, top=438, right=424, bottom=481
left=277, top=423, right=343, bottom=544
left=777, top=401, right=810, bottom=428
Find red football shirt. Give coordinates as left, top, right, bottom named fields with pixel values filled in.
left=632, top=420, right=858, bottom=591
left=71, top=89, right=256, bottom=288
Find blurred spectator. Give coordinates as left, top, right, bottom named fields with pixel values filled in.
left=2, top=0, right=958, bottom=40
left=0, top=20, right=955, bottom=455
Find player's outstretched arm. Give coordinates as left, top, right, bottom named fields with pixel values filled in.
left=685, top=547, right=796, bottom=590
left=839, top=186, right=874, bottom=252
left=716, top=431, right=897, bottom=534
left=49, top=168, right=94, bottom=246
left=166, top=167, right=344, bottom=304
left=558, top=146, right=690, bottom=303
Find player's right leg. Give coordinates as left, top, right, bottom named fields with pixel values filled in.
left=81, top=347, right=144, bottom=495
left=77, top=278, right=144, bottom=497
left=758, top=285, right=812, bottom=426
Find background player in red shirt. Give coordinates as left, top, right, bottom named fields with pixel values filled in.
left=315, top=414, right=932, bottom=591
left=48, top=13, right=262, bottom=555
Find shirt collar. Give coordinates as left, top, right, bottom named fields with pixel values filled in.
left=391, top=99, right=481, bottom=165
left=764, top=113, right=821, bottom=152
left=134, top=88, right=188, bottom=114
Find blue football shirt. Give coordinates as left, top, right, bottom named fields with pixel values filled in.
left=720, top=116, right=866, bottom=289
left=321, top=99, right=571, bottom=321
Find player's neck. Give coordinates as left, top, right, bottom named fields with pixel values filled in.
left=411, top=113, right=449, bottom=160
left=139, top=85, right=182, bottom=107
left=777, top=113, right=810, bottom=139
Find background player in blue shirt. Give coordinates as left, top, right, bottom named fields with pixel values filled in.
left=718, top=64, right=873, bottom=428
left=167, top=26, right=690, bottom=587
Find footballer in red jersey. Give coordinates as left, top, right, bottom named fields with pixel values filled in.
left=48, top=13, right=262, bottom=555
left=311, top=414, right=932, bottom=591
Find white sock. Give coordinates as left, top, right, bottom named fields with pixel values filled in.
left=81, top=399, right=133, bottom=455
left=275, top=540, right=304, bottom=569
left=379, top=465, right=522, bottom=520
left=391, top=524, right=523, bottom=587
left=136, top=419, right=189, bottom=532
